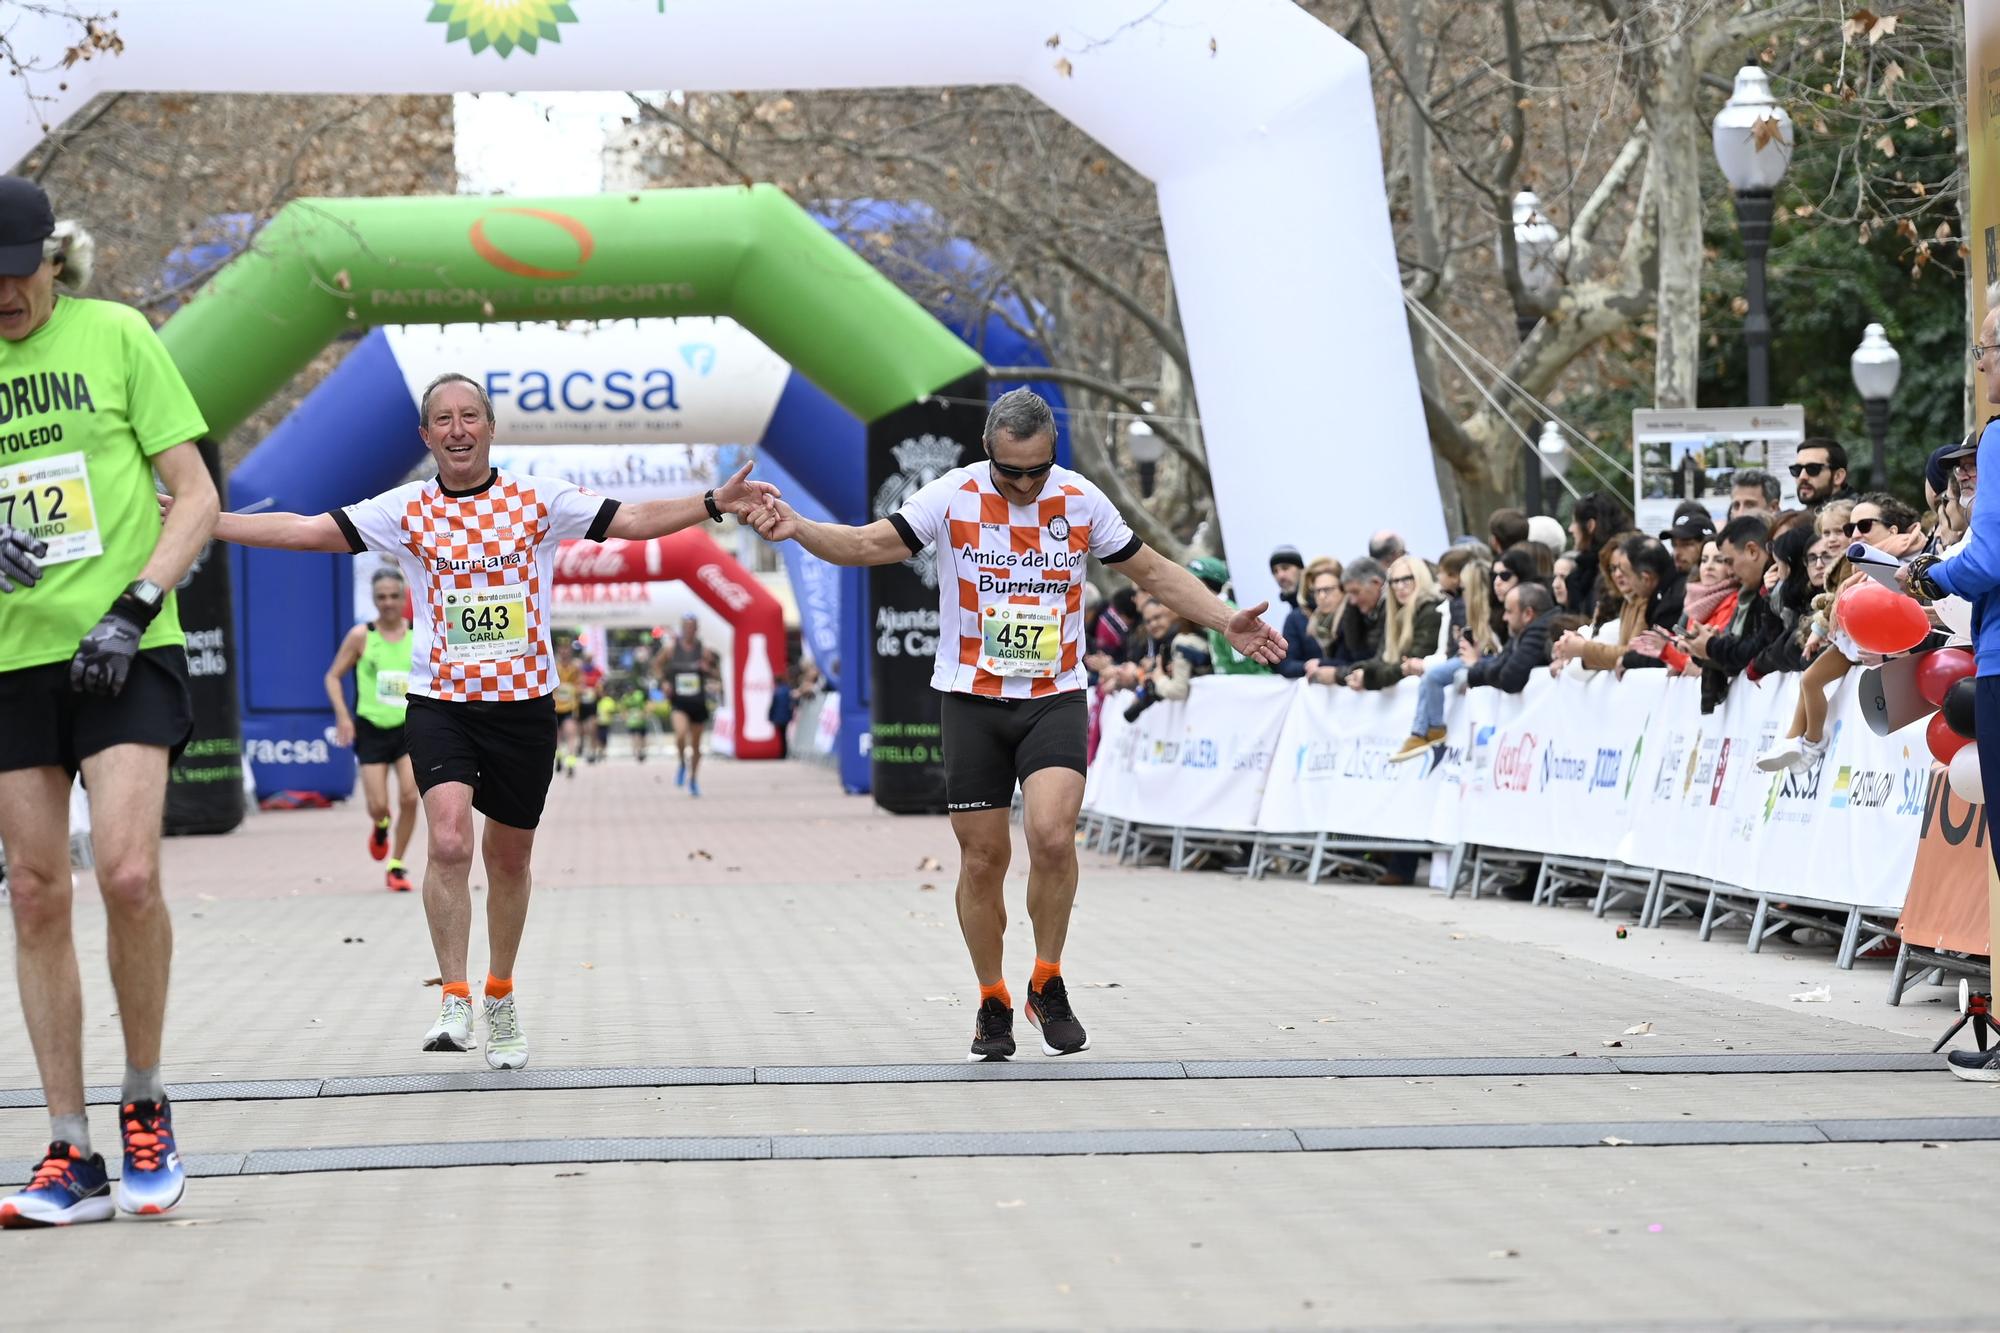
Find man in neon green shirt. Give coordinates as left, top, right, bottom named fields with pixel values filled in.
left=0, top=178, right=219, bottom=1228
left=324, top=566, right=421, bottom=893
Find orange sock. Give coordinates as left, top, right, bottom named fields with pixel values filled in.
left=441, top=980, right=470, bottom=1001
left=484, top=974, right=513, bottom=1000
left=979, top=980, right=1011, bottom=1009
left=1030, top=958, right=1060, bottom=990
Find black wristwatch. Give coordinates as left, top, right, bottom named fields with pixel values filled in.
left=703, top=488, right=724, bottom=523
left=117, top=578, right=166, bottom=626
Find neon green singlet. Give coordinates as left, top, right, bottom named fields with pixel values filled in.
left=354, top=623, right=415, bottom=729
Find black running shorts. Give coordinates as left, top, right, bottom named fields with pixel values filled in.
left=404, top=693, right=558, bottom=829
left=0, top=646, right=194, bottom=777
left=672, top=695, right=710, bottom=726
left=351, top=715, right=408, bottom=766
left=940, top=690, right=1088, bottom=813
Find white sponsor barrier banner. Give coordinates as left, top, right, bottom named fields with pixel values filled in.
left=1086, top=668, right=1926, bottom=912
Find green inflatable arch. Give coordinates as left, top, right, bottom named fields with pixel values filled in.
left=159, top=183, right=983, bottom=438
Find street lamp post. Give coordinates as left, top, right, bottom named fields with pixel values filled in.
left=1502, top=190, right=1563, bottom=508
left=1712, top=59, right=1795, bottom=408
left=1126, top=404, right=1164, bottom=499
left=1849, top=322, right=1901, bottom=488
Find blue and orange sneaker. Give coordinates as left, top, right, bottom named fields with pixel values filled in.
left=113, top=1099, right=184, bottom=1217
left=0, top=1142, right=114, bottom=1228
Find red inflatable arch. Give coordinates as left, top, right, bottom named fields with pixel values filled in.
left=553, top=530, right=786, bottom=760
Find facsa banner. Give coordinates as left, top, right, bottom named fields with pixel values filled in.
left=382, top=319, right=791, bottom=445
left=1087, top=669, right=1928, bottom=913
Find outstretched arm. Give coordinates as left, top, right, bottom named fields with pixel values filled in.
left=195, top=502, right=351, bottom=553
left=744, top=498, right=915, bottom=567
left=1117, top=543, right=1286, bottom=665
left=606, top=461, right=778, bottom=541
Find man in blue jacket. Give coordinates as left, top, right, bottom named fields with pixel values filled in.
left=1908, top=302, right=2000, bottom=1082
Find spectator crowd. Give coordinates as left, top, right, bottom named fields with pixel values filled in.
left=1085, top=432, right=1980, bottom=771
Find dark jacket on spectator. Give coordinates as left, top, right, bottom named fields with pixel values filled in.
left=1699, top=581, right=1787, bottom=712
left=1356, top=593, right=1448, bottom=689
left=1466, top=610, right=1556, bottom=694
left=1274, top=604, right=1318, bottom=679
left=1326, top=598, right=1385, bottom=670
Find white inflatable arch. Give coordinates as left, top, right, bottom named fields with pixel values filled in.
left=5, top=0, right=1442, bottom=605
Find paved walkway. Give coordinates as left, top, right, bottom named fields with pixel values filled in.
left=0, top=756, right=1990, bottom=1329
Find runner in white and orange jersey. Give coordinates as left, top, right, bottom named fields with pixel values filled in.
left=746, top=388, right=1283, bottom=1060
left=199, top=373, right=775, bottom=1068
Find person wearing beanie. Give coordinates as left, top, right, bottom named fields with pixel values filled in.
left=1525, top=515, right=1566, bottom=557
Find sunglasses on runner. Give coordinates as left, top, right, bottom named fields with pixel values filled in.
left=1788, top=462, right=1829, bottom=479
left=988, top=455, right=1058, bottom=480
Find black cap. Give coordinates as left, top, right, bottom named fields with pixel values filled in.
left=1658, top=512, right=1716, bottom=543
left=1268, top=544, right=1303, bottom=570
left=0, top=177, right=53, bottom=277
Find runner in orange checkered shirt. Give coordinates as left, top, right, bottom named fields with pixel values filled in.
left=746, top=388, right=1283, bottom=1060
left=203, top=373, right=776, bottom=1069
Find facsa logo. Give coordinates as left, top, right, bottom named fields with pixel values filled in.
left=485, top=368, right=680, bottom=415
left=246, top=737, right=331, bottom=765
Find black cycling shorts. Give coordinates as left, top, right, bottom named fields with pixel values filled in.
left=352, top=715, right=408, bottom=766
left=672, top=695, right=710, bottom=726
left=940, top=690, right=1088, bottom=813
left=404, top=694, right=558, bottom=830
left=0, top=646, right=194, bottom=778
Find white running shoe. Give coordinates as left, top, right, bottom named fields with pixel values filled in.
left=423, top=994, right=474, bottom=1052
left=1754, top=737, right=1808, bottom=773
left=483, top=994, right=529, bottom=1071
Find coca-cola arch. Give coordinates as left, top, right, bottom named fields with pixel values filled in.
left=553, top=533, right=789, bottom=759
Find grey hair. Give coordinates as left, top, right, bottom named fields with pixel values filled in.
left=1342, top=556, right=1387, bottom=586
left=418, top=371, right=496, bottom=426
left=44, top=220, right=93, bottom=291
left=1730, top=468, right=1781, bottom=507
left=982, top=387, right=1056, bottom=448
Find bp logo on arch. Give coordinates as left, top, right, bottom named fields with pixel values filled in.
left=428, top=1, right=578, bottom=58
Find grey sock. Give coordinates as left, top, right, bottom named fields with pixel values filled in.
left=50, top=1112, right=90, bottom=1153
left=121, top=1063, right=165, bottom=1105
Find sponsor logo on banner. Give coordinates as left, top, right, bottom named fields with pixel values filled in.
left=1830, top=765, right=1896, bottom=812
left=1709, top=738, right=1732, bottom=807
left=428, top=1, right=579, bottom=59
left=1685, top=737, right=1720, bottom=805
left=1296, top=734, right=1425, bottom=784
left=246, top=735, right=332, bottom=765
left=1763, top=730, right=1839, bottom=825
left=1492, top=733, right=1538, bottom=793
left=469, top=208, right=594, bottom=279
left=1651, top=730, right=1687, bottom=803
left=1538, top=743, right=1589, bottom=791
left=1896, top=749, right=1927, bottom=817
left=871, top=435, right=963, bottom=591
left=1623, top=722, right=1648, bottom=799
left=1592, top=748, right=1623, bottom=792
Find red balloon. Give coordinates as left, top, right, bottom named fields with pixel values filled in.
left=1837, top=581, right=1931, bottom=656
left=1917, top=647, right=1978, bottom=707
left=1929, top=709, right=1973, bottom=765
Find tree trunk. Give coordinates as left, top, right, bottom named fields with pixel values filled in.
left=1637, top=9, right=1712, bottom=411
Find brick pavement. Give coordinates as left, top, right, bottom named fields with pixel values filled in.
left=0, top=755, right=1977, bottom=1330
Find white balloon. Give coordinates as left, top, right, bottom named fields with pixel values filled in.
left=1938, top=595, right=1973, bottom=640
left=1949, top=742, right=1985, bottom=804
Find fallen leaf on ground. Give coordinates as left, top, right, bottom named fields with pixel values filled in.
left=917, top=856, right=943, bottom=871
left=1600, top=1136, right=1633, bottom=1146
left=554, top=1171, right=586, bottom=1178
left=1450, top=933, right=1469, bottom=941
left=1489, top=1248, right=1519, bottom=1259
left=918, top=883, right=937, bottom=891
left=1601, top=1039, right=1622, bottom=1048
left=422, top=976, right=442, bottom=987
left=1275, top=1023, right=1296, bottom=1030
left=1622, top=1022, right=1653, bottom=1036
left=1316, top=1016, right=1339, bottom=1024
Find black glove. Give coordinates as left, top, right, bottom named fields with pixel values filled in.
left=0, top=523, right=44, bottom=593
left=69, top=588, right=158, bottom=697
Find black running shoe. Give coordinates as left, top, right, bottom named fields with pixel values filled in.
left=1948, top=1047, right=2000, bottom=1082
left=1025, top=976, right=1090, bottom=1056
left=967, top=996, right=1016, bottom=1062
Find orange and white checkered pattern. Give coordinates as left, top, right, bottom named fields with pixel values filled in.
left=898, top=463, right=1137, bottom=698
left=343, top=470, right=610, bottom=704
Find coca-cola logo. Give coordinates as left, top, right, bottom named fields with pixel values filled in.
left=554, top=540, right=637, bottom=582
left=696, top=562, right=753, bottom=612
left=1491, top=732, right=1538, bottom=793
